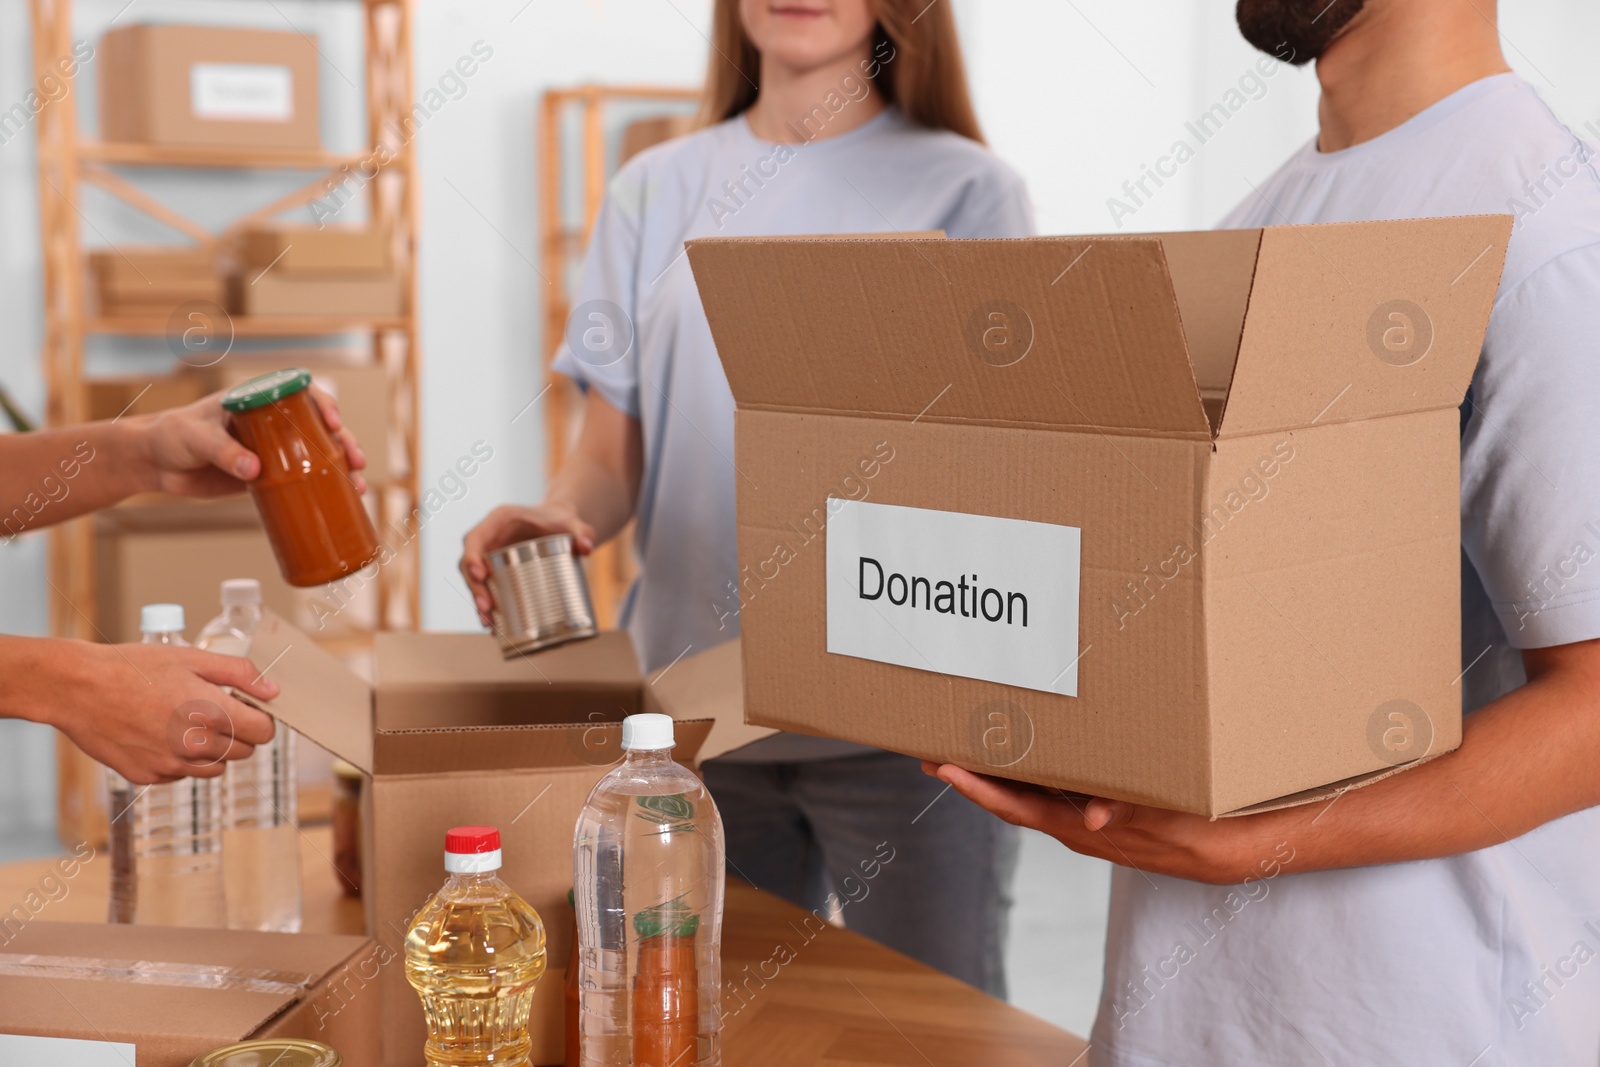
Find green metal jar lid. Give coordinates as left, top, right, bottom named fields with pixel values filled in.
left=189, top=1039, right=341, bottom=1067
left=221, top=367, right=313, bottom=412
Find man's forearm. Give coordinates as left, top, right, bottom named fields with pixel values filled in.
left=0, top=635, right=77, bottom=728
left=1281, top=641, right=1600, bottom=870
left=0, top=420, right=150, bottom=537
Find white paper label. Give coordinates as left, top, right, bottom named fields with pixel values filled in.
left=825, top=499, right=1082, bottom=696
left=190, top=63, right=294, bottom=122
left=0, top=1035, right=136, bottom=1066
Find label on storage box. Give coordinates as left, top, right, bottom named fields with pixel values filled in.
left=825, top=499, right=1082, bottom=696
left=0, top=1035, right=136, bottom=1065
left=190, top=63, right=294, bottom=122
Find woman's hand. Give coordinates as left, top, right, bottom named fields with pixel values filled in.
left=132, top=386, right=366, bottom=498
left=22, top=638, right=281, bottom=785
left=459, top=502, right=596, bottom=625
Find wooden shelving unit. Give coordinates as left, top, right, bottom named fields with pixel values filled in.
left=538, top=85, right=697, bottom=627
left=29, top=0, right=422, bottom=846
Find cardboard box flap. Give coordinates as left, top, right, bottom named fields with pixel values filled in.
left=688, top=236, right=1212, bottom=437
left=370, top=718, right=715, bottom=775
left=1219, top=752, right=1443, bottom=817
left=1217, top=216, right=1511, bottom=438
left=641, top=638, right=775, bottom=761
left=0, top=921, right=370, bottom=1048
left=1139, top=228, right=1262, bottom=401
left=243, top=609, right=374, bottom=773
left=375, top=630, right=642, bottom=695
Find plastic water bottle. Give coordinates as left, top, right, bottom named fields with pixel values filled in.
left=405, top=826, right=548, bottom=1067
left=573, top=714, right=724, bottom=1067
left=196, top=578, right=303, bottom=932
left=107, top=604, right=227, bottom=927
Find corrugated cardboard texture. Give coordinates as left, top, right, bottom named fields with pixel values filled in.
left=98, top=24, right=320, bottom=150
left=1203, top=412, right=1465, bottom=811
left=1135, top=228, right=1261, bottom=401
left=689, top=236, right=1212, bottom=436
left=373, top=631, right=642, bottom=736
left=0, top=922, right=375, bottom=1067
left=690, top=220, right=1509, bottom=815
left=248, top=609, right=377, bottom=772
left=1219, top=216, right=1510, bottom=437
left=731, top=409, right=1212, bottom=810
left=643, top=637, right=777, bottom=762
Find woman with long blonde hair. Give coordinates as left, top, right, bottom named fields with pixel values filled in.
left=461, top=0, right=1031, bottom=993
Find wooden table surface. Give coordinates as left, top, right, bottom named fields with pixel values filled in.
left=0, top=827, right=1088, bottom=1066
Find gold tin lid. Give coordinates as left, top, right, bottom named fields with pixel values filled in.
left=190, top=1040, right=341, bottom=1067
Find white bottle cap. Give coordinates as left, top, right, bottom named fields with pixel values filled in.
left=140, top=603, right=185, bottom=634
left=221, top=579, right=262, bottom=607
left=621, top=713, right=674, bottom=751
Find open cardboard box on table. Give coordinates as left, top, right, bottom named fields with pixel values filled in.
left=688, top=215, right=1510, bottom=818
left=242, top=615, right=769, bottom=1067
left=0, top=921, right=378, bottom=1066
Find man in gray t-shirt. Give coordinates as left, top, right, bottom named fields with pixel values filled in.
left=933, top=2, right=1600, bottom=1063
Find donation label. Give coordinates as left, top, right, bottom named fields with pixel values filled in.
left=825, top=499, right=1082, bottom=696
left=191, top=63, right=294, bottom=122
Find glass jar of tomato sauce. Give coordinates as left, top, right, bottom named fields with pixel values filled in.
left=222, top=368, right=380, bottom=587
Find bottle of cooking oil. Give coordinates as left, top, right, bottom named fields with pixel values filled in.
left=405, top=826, right=548, bottom=1067
left=573, top=713, right=725, bottom=1067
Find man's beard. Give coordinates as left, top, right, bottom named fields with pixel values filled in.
left=1236, top=0, right=1368, bottom=65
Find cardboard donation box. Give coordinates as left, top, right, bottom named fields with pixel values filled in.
left=231, top=225, right=403, bottom=318
left=89, top=246, right=224, bottom=319
left=87, top=371, right=211, bottom=422
left=688, top=216, right=1511, bottom=816
left=0, top=922, right=378, bottom=1066
left=239, top=226, right=394, bottom=274
left=230, top=273, right=405, bottom=318
left=98, top=24, right=320, bottom=150
left=242, top=615, right=768, bottom=1067
left=94, top=497, right=376, bottom=643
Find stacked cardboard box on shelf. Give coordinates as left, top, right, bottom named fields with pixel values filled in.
left=242, top=620, right=768, bottom=1067
left=231, top=227, right=403, bottom=319
left=89, top=246, right=224, bottom=320
left=93, top=496, right=378, bottom=644
left=98, top=24, right=321, bottom=151
left=85, top=370, right=211, bottom=423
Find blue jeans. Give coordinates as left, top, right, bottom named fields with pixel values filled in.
left=701, top=750, right=1018, bottom=998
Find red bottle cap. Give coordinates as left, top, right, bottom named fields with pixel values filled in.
left=445, top=826, right=501, bottom=855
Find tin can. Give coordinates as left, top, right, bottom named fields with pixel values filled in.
left=189, top=1039, right=340, bottom=1067
left=487, top=533, right=599, bottom=657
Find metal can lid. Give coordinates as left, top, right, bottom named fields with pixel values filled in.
left=190, top=1040, right=341, bottom=1067
left=221, top=367, right=313, bottom=412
